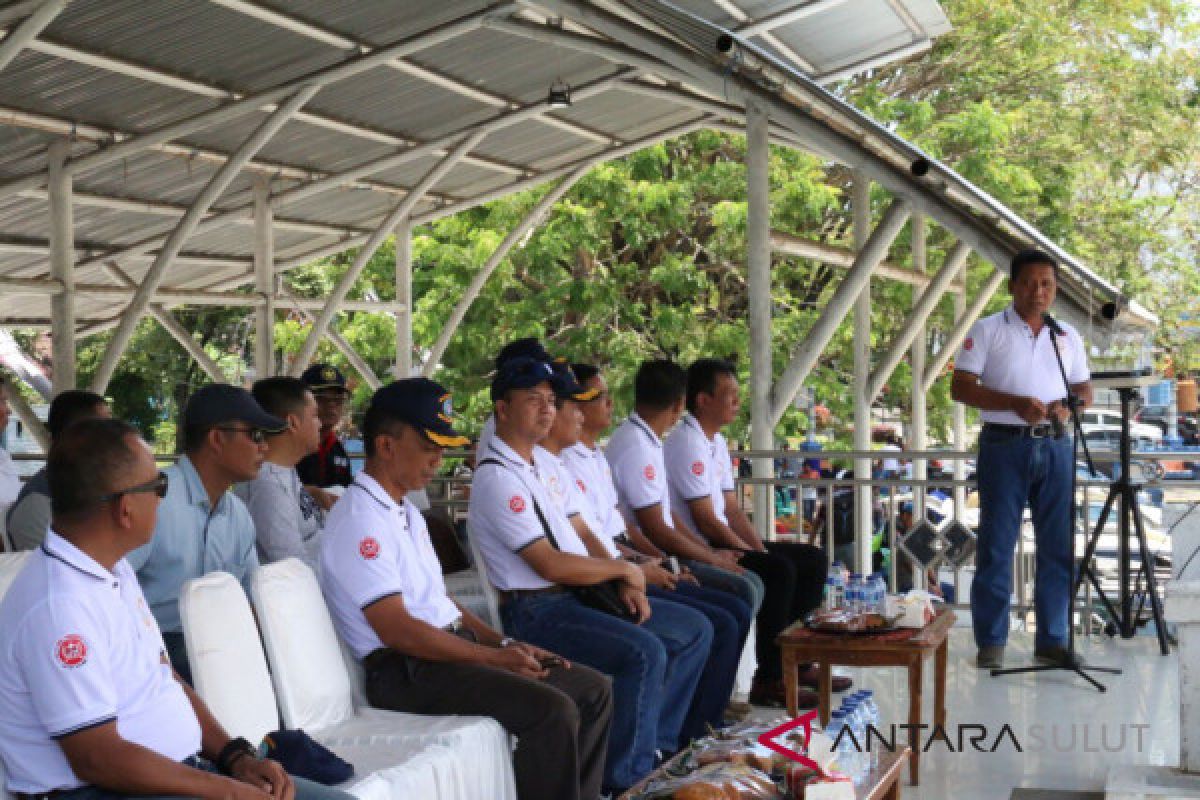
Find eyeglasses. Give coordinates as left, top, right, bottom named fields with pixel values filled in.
left=217, top=426, right=267, bottom=444
left=98, top=471, right=169, bottom=503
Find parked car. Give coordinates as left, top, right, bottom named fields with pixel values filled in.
left=1080, top=408, right=1162, bottom=448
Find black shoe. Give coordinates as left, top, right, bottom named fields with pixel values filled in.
left=1034, top=645, right=1085, bottom=669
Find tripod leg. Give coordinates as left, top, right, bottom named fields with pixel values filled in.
left=1074, top=486, right=1117, bottom=596
left=1128, top=487, right=1170, bottom=655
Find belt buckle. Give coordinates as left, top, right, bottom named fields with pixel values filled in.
left=1030, top=425, right=1046, bottom=439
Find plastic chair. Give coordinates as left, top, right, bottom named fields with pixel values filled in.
left=180, top=571, right=467, bottom=800
left=462, top=524, right=503, bottom=631
left=250, top=559, right=516, bottom=800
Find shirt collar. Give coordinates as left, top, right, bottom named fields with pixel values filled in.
left=683, top=412, right=714, bottom=443
left=350, top=472, right=399, bottom=513
left=177, top=454, right=230, bottom=514
left=41, top=530, right=114, bottom=583
left=486, top=434, right=536, bottom=471
left=629, top=412, right=661, bottom=448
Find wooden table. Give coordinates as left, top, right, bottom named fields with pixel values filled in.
left=778, top=608, right=956, bottom=786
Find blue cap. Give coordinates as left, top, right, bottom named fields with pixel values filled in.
left=495, top=338, right=552, bottom=369
left=491, top=356, right=555, bottom=401
left=550, top=361, right=600, bottom=402
left=184, top=384, right=285, bottom=433
left=369, top=378, right=469, bottom=448
left=300, top=363, right=349, bottom=394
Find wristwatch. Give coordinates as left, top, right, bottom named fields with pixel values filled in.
left=499, top=637, right=516, bottom=648
left=216, top=736, right=257, bottom=775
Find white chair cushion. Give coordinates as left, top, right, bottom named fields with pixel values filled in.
left=179, top=571, right=279, bottom=746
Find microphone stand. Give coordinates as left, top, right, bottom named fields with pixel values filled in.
left=991, top=313, right=1121, bottom=691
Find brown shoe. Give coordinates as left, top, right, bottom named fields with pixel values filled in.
left=797, top=663, right=853, bottom=693
left=749, top=678, right=819, bottom=709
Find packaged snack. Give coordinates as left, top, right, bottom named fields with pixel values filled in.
left=631, top=763, right=784, bottom=799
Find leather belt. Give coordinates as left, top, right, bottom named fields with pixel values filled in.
left=983, top=422, right=1056, bottom=438
left=498, top=585, right=567, bottom=603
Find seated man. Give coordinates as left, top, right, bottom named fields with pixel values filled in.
left=296, top=364, right=354, bottom=510
left=237, top=377, right=325, bottom=567
left=6, top=389, right=110, bottom=551
left=127, top=383, right=284, bottom=683
left=470, top=357, right=710, bottom=794
left=319, top=378, right=612, bottom=800
left=0, top=417, right=351, bottom=800
left=543, top=362, right=749, bottom=742
left=664, top=358, right=848, bottom=706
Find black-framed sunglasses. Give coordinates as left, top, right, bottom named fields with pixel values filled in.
left=98, top=471, right=169, bottom=504
left=216, top=426, right=268, bottom=444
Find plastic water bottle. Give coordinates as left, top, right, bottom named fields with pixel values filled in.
left=859, top=690, right=882, bottom=768
left=832, top=559, right=848, bottom=586
left=826, top=710, right=859, bottom=780
left=843, top=701, right=868, bottom=782
left=871, top=573, right=887, bottom=614
left=847, top=574, right=864, bottom=613
left=827, top=569, right=845, bottom=609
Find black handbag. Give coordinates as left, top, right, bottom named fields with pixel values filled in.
left=480, top=457, right=636, bottom=621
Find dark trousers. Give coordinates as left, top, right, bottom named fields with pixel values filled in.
left=161, top=631, right=191, bottom=686
left=741, top=541, right=828, bottom=681
left=649, top=583, right=751, bottom=742
left=364, top=646, right=613, bottom=800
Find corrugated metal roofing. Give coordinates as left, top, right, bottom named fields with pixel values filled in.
left=0, top=0, right=1139, bottom=336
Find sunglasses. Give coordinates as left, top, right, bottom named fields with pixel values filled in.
left=98, top=471, right=169, bottom=504
left=217, top=426, right=268, bottom=444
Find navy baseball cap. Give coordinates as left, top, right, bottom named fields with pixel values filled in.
left=300, top=363, right=350, bottom=394
left=550, top=361, right=600, bottom=402
left=491, top=356, right=555, bottom=401
left=494, top=337, right=551, bottom=369
left=370, top=378, right=469, bottom=448
left=184, top=384, right=285, bottom=432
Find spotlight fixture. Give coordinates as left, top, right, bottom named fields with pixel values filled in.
left=547, top=79, right=572, bottom=109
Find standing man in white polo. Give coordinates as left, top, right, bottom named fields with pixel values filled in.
left=319, top=378, right=612, bottom=800
left=951, top=248, right=1092, bottom=670
left=0, top=417, right=353, bottom=800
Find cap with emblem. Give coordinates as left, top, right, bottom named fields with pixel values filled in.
left=370, top=378, right=470, bottom=448
left=550, top=361, right=600, bottom=402
left=494, top=337, right=552, bottom=369
left=184, top=384, right=286, bottom=432
left=300, top=363, right=350, bottom=394
left=491, top=356, right=556, bottom=401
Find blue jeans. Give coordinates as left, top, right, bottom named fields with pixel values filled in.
left=683, top=560, right=764, bottom=614
left=48, top=757, right=354, bottom=800
left=649, top=583, right=751, bottom=742
left=972, top=429, right=1074, bottom=649
left=501, top=592, right=710, bottom=791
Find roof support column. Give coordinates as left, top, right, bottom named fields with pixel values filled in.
left=6, top=377, right=50, bottom=453
left=866, top=240, right=970, bottom=402
left=91, top=83, right=319, bottom=393
left=0, top=0, right=69, bottom=74
left=951, top=286, right=968, bottom=512
left=47, top=138, right=75, bottom=393
left=254, top=175, right=275, bottom=379
left=290, top=130, right=485, bottom=376
left=909, top=213, right=928, bottom=523
left=770, top=198, right=911, bottom=426
left=422, top=165, right=590, bottom=376
left=746, top=99, right=774, bottom=541
left=395, top=220, right=412, bottom=378
left=852, top=171, right=873, bottom=574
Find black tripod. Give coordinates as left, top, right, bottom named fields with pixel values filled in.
left=991, top=314, right=1121, bottom=691
left=1073, top=385, right=1170, bottom=655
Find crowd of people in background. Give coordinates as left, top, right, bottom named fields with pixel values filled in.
left=0, top=343, right=851, bottom=800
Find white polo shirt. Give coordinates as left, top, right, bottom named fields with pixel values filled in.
left=539, top=444, right=619, bottom=559
left=955, top=305, right=1090, bottom=426
left=468, top=436, right=589, bottom=592
left=605, top=413, right=673, bottom=536
left=664, top=413, right=736, bottom=543
left=563, top=442, right=627, bottom=557
left=319, top=473, right=461, bottom=660
left=0, top=532, right=201, bottom=793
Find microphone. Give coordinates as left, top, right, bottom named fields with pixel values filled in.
left=1042, top=313, right=1065, bottom=336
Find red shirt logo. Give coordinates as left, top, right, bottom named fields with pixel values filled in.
left=509, top=495, right=527, bottom=513
left=643, top=465, right=656, bottom=481
left=691, top=460, right=705, bottom=476
left=56, top=634, right=88, bottom=668
left=963, top=337, right=974, bottom=351
left=359, top=537, right=381, bottom=560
